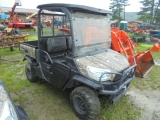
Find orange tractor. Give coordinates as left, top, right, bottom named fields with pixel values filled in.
left=111, top=29, right=154, bottom=77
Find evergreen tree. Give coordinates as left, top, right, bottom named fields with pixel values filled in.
left=138, top=0, right=159, bottom=24
left=153, top=9, right=160, bottom=24
left=109, top=0, right=129, bottom=21
left=153, top=1, right=160, bottom=24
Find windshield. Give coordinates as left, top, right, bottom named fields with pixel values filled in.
left=72, top=12, right=111, bottom=56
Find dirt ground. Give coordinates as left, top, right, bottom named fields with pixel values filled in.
left=127, top=88, right=160, bottom=120
left=127, top=62, right=160, bottom=120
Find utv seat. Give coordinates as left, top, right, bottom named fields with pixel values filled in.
left=46, top=37, right=67, bottom=59
left=47, top=37, right=67, bottom=52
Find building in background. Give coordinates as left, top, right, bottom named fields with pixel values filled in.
left=0, top=6, right=38, bottom=20
left=128, top=21, right=142, bottom=28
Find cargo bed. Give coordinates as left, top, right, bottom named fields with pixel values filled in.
left=19, top=41, right=38, bottom=59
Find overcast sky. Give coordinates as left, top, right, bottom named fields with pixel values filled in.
left=0, top=0, right=142, bottom=12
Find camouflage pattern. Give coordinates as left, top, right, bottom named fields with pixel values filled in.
left=75, top=49, right=129, bottom=80
left=20, top=44, right=36, bottom=59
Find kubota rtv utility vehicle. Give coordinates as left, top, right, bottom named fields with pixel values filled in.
left=20, top=4, right=137, bottom=120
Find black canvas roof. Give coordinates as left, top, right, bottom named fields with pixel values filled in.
left=37, top=3, right=111, bottom=15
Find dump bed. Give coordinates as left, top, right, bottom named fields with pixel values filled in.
left=19, top=41, right=38, bottom=59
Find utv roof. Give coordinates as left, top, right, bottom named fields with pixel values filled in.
left=37, top=3, right=111, bottom=15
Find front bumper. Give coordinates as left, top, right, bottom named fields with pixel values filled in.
left=98, top=64, right=137, bottom=103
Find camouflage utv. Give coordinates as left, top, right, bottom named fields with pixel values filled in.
left=20, top=3, right=136, bottom=120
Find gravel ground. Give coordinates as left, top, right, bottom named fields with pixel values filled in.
left=127, top=88, right=160, bottom=120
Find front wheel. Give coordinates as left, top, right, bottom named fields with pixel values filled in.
left=25, top=62, right=37, bottom=83
left=70, top=86, right=100, bottom=120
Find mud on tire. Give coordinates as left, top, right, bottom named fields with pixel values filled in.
left=70, top=86, right=100, bottom=120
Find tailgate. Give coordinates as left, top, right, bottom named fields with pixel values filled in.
left=19, top=41, right=37, bottom=59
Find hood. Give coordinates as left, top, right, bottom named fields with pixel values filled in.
left=75, top=49, right=129, bottom=79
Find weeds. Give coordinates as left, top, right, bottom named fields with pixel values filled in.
left=99, top=96, right=141, bottom=120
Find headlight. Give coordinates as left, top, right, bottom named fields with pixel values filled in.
left=86, top=66, right=114, bottom=81
left=0, top=85, right=18, bottom=120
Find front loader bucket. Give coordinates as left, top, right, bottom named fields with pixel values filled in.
left=151, top=43, right=160, bottom=52
left=131, top=50, right=154, bottom=77
left=111, top=29, right=154, bottom=77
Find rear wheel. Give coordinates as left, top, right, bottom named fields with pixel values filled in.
left=70, top=86, right=100, bottom=120
left=25, top=62, right=37, bottom=83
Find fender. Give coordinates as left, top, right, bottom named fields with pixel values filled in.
left=23, top=56, right=38, bottom=78
left=23, top=56, right=34, bottom=72
left=23, top=56, right=32, bottom=64
left=62, top=75, right=101, bottom=91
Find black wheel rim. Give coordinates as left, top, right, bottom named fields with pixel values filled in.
left=73, top=96, right=87, bottom=115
